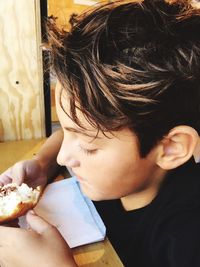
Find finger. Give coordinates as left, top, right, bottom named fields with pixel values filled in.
left=10, top=163, right=25, bottom=185
left=0, top=169, right=13, bottom=186
left=0, top=226, right=25, bottom=259
left=0, top=176, right=12, bottom=186
left=0, top=225, right=22, bottom=243
left=26, top=210, right=56, bottom=236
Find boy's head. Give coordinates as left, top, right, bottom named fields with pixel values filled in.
left=48, top=0, right=200, bottom=158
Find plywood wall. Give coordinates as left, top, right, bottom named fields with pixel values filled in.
left=0, top=0, right=45, bottom=141
left=48, top=0, right=105, bottom=29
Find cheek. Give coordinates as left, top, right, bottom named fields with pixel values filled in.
left=79, top=152, right=139, bottom=193
left=79, top=148, right=157, bottom=200
left=78, top=162, right=134, bottom=201
left=81, top=140, right=132, bottom=173
left=84, top=149, right=139, bottom=179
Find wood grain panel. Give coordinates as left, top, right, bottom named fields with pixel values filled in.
left=48, top=0, right=109, bottom=30
left=0, top=0, right=45, bottom=141
left=48, top=0, right=88, bottom=29
left=0, top=139, right=46, bottom=173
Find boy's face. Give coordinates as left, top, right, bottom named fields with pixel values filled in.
left=56, top=84, right=164, bottom=201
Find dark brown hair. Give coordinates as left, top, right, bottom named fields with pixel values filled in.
left=47, top=0, right=200, bottom=157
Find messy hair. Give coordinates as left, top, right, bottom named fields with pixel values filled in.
left=47, top=0, right=200, bottom=157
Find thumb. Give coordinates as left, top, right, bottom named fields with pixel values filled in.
left=26, top=210, right=56, bottom=235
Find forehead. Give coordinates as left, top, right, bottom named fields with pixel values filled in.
left=55, top=81, right=138, bottom=143
left=56, top=84, right=98, bottom=132
left=55, top=82, right=107, bottom=137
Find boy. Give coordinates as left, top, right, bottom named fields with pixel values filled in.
left=0, top=0, right=200, bottom=266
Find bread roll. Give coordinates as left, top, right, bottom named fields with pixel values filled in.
left=0, top=183, right=41, bottom=223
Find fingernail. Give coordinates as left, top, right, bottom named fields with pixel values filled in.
left=29, top=210, right=36, bottom=215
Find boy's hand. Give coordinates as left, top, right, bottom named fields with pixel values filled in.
left=0, top=211, right=77, bottom=267
left=0, top=159, right=48, bottom=188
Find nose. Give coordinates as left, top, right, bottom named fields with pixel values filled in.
left=57, top=138, right=80, bottom=168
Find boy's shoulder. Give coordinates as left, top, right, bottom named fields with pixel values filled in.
left=140, top=161, right=200, bottom=265
left=160, top=159, right=200, bottom=204
left=149, top=159, right=200, bottom=220
left=94, top=160, right=200, bottom=266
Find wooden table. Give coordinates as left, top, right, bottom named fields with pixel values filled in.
left=0, top=139, right=123, bottom=267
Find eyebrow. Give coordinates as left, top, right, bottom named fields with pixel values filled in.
left=64, top=126, right=102, bottom=139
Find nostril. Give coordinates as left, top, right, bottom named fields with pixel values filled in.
left=67, top=159, right=80, bottom=168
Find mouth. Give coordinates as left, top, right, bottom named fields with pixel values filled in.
left=74, top=173, right=86, bottom=182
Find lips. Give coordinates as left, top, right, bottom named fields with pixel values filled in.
left=74, top=173, right=85, bottom=182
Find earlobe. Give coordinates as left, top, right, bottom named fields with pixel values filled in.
left=156, top=126, right=199, bottom=170
left=193, top=137, right=200, bottom=163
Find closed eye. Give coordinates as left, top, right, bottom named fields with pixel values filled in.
left=79, top=145, right=98, bottom=155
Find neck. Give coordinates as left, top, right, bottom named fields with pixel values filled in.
left=121, top=168, right=167, bottom=211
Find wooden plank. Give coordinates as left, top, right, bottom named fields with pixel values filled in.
left=0, top=0, right=45, bottom=141
left=0, top=139, right=46, bottom=173
left=74, top=0, right=98, bottom=6
left=48, top=0, right=87, bottom=29
left=73, top=238, right=124, bottom=267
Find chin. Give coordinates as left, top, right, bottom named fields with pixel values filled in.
left=81, top=189, right=102, bottom=201
left=79, top=184, right=119, bottom=201
left=78, top=183, right=106, bottom=201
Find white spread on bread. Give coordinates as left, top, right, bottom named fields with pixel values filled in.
left=0, top=183, right=40, bottom=216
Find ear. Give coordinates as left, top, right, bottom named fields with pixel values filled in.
left=193, top=137, right=200, bottom=163
left=156, top=126, right=199, bottom=170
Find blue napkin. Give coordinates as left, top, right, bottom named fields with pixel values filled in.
left=19, top=177, right=106, bottom=248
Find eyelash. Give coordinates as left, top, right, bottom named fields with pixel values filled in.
left=79, top=146, right=98, bottom=155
